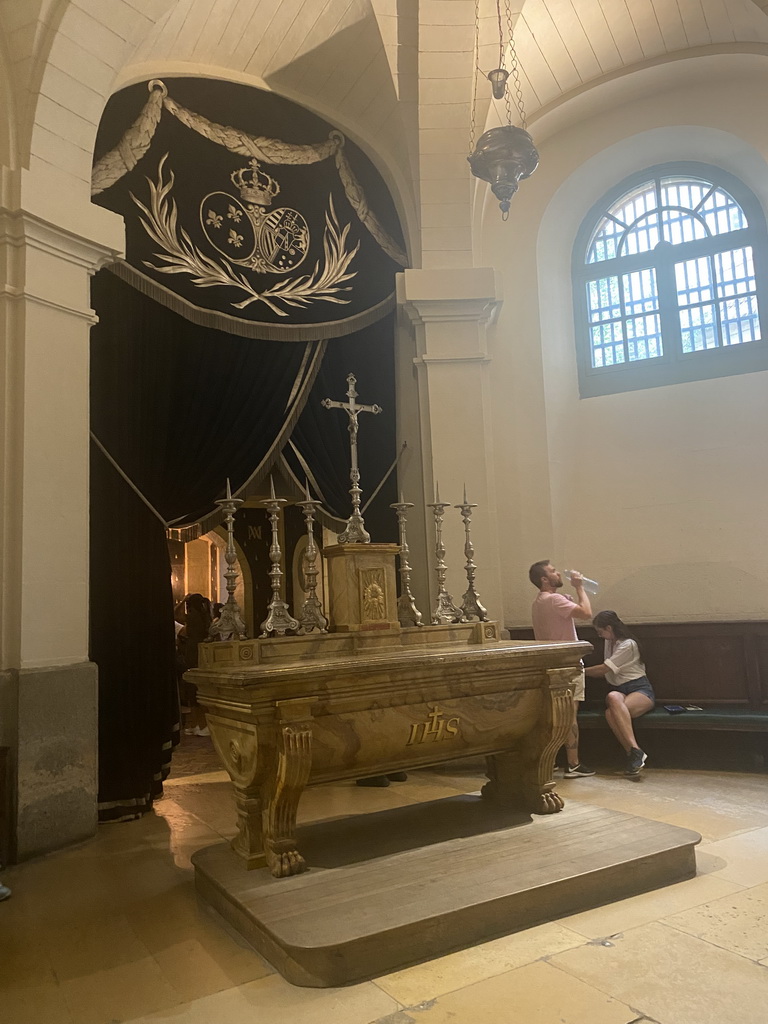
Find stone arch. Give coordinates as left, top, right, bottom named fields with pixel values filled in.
left=25, top=0, right=416, bottom=252
left=28, top=0, right=176, bottom=192
left=0, top=26, right=16, bottom=172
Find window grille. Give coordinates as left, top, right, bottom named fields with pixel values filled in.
left=573, top=164, right=768, bottom=396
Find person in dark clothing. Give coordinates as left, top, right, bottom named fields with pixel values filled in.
left=178, top=593, right=213, bottom=736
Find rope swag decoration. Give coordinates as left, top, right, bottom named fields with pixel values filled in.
left=92, top=79, right=407, bottom=269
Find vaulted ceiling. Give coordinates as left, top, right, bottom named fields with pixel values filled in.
left=124, top=0, right=402, bottom=156
left=515, top=0, right=768, bottom=121
left=3, top=0, right=768, bottom=227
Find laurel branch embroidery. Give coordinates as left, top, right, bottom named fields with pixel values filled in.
left=131, top=155, right=359, bottom=317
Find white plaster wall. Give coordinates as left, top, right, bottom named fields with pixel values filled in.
left=484, top=56, right=768, bottom=626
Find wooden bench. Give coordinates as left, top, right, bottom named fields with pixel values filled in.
left=578, top=705, right=768, bottom=769
left=505, top=620, right=768, bottom=768
left=579, top=705, right=768, bottom=734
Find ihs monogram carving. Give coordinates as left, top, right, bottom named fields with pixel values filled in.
left=201, top=159, right=310, bottom=275
left=406, top=705, right=461, bottom=746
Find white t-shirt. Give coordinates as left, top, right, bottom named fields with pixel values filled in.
left=604, top=638, right=646, bottom=687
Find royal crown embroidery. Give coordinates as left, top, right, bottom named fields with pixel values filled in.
left=201, top=160, right=310, bottom=275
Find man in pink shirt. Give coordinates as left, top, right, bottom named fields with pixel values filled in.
left=529, top=560, right=595, bottom=778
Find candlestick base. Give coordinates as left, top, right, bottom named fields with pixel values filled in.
left=397, top=592, right=423, bottom=628
left=460, top=588, right=488, bottom=623
left=298, top=595, right=329, bottom=634
left=260, top=601, right=300, bottom=638
left=431, top=592, right=464, bottom=625
left=337, top=512, right=371, bottom=545
left=210, top=600, right=248, bottom=641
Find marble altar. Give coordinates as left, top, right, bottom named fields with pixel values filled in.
left=188, top=546, right=590, bottom=877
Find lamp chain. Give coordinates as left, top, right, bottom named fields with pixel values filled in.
left=496, top=0, right=504, bottom=67
left=469, top=0, right=481, bottom=154
left=503, top=0, right=526, bottom=128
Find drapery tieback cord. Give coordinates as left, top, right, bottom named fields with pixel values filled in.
left=362, top=441, right=408, bottom=513
left=91, top=432, right=408, bottom=535
left=90, top=431, right=169, bottom=528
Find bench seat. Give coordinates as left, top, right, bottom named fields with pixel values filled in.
left=579, top=706, right=768, bottom=732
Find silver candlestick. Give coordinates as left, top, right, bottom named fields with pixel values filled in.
left=390, top=493, right=423, bottom=627
left=259, top=477, right=300, bottom=638
left=321, top=373, right=382, bottom=543
left=209, top=478, right=247, bottom=640
left=427, top=482, right=464, bottom=625
left=456, top=484, right=488, bottom=622
left=296, top=480, right=328, bottom=634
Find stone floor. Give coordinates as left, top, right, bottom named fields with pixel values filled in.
left=2, top=761, right=767, bottom=1024
left=167, top=731, right=221, bottom=779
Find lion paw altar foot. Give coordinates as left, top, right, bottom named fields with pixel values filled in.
left=266, top=841, right=307, bottom=878
left=533, top=786, right=564, bottom=814
left=481, top=777, right=564, bottom=815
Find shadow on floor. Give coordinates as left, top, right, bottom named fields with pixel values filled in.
left=296, top=793, right=532, bottom=868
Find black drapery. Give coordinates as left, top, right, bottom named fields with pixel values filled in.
left=90, top=448, right=180, bottom=821
left=90, top=270, right=317, bottom=524
left=90, top=271, right=322, bottom=820
left=284, top=313, right=399, bottom=544
left=90, top=79, right=404, bottom=822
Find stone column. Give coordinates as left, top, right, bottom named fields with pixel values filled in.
left=397, top=266, right=503, bottom=621
left=0, top=164, right=123, bottom=860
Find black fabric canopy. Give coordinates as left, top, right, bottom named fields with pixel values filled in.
left=90, top=79, right=403, bottom=822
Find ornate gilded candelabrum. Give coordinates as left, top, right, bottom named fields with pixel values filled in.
left=295, top=480, right=328, bottom=634
left=427, top=483, right=464, bottom=625
left=456, top=485, right=488, bottom=622
left=321, top=373, right=382, bottom=543
left=259, top=477, right=300, bottom=637
left=209, top=478, right=247, bottom=640
left=390, top=493, right=423, bottom=627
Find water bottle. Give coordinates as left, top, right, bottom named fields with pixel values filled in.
left=563, top=570, right=599, bottom=595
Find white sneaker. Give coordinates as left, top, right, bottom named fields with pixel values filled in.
left=0, top=882, right=11, bottom=901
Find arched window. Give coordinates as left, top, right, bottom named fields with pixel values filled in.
left=573, top=163, right=768, bottom=397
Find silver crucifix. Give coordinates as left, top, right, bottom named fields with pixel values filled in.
left=321, top=373, right=382, bottom=543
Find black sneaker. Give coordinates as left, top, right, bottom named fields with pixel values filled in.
left=625, top=748, right=647, bottom=775
left=564, top=763, right=596, bottom=778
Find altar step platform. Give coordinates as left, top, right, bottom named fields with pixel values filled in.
left=192, top=793, right=700, bottom=988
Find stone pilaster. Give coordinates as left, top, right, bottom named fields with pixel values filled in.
left=0, top=163, right=123, bottom=858
left=397, top=266, right=502, bottom=621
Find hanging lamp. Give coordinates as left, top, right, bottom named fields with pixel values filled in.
left=468, top=0, right=539, bottom=219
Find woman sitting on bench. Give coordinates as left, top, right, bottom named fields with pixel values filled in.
left=585, top=610, right=655, bottom=776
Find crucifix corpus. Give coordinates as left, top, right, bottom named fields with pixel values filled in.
left=321, top=373, right=382, bottom=543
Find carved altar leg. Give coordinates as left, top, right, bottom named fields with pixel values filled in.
left=482, top=668, right=577, bottom=814
left=262, top=700, right=314, bottom=878
left=230, top=786, right=266, bottom=869
left=204, top=714, right=266, bottom=868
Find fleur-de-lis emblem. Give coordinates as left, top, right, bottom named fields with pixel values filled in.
left=228, top=229, right=244, bottom=248
left=227, top=204, right=243, bottom=223
left=206, top=210, right=223, bottom=229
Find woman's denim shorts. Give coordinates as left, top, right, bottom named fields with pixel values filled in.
left=610, top=676, right=655, bottom=703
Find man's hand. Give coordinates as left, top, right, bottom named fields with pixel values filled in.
left=566, top=571, right=592, bottom=619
